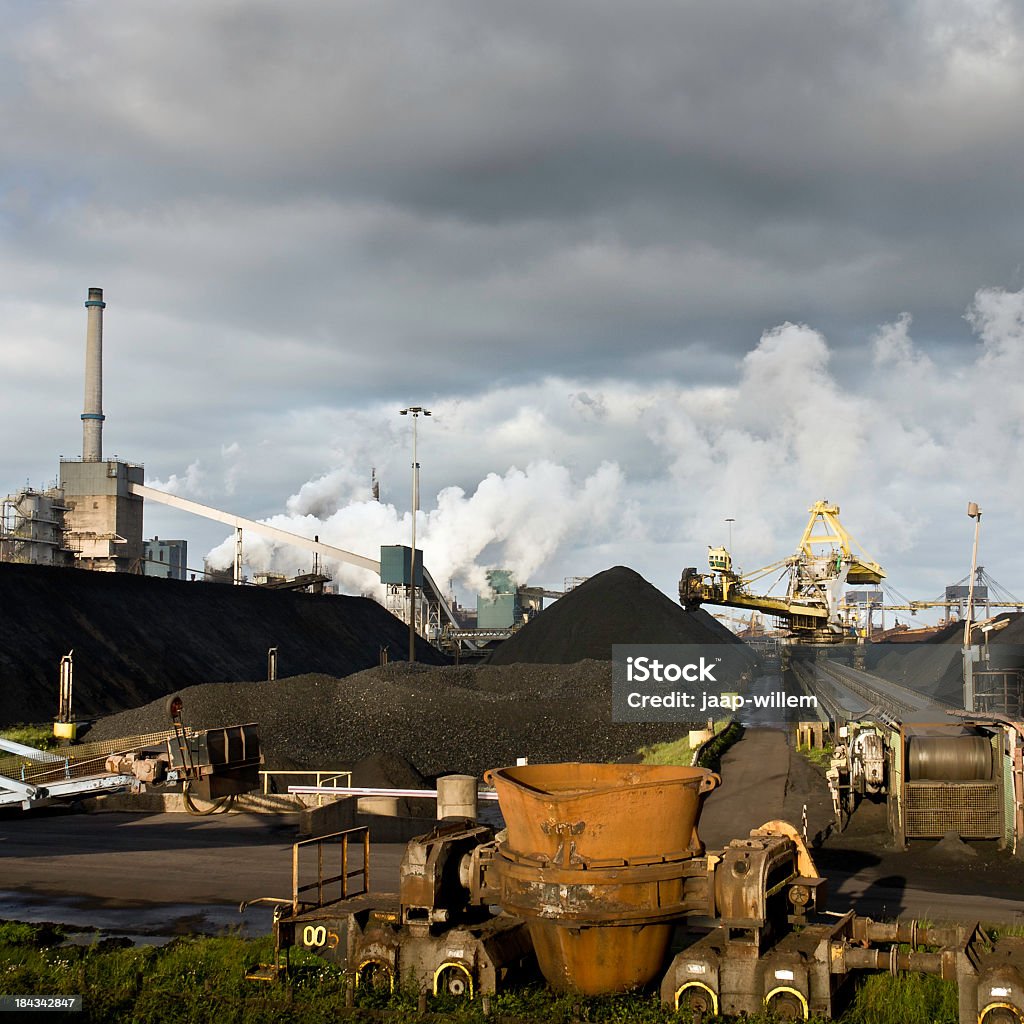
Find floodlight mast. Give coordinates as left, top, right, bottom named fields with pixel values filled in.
left=963, top=501, right=982, bottom=712
left=400, top=407, right=431, bottom=662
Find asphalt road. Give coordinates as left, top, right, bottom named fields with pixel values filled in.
left=3, top=731, right=1024, bottom=938
left=0, top=808, right=406, bottom=938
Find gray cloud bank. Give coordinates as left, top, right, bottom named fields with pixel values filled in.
left=2, top=1, right=1022, bottom=606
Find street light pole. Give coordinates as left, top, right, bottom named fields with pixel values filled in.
left=725, top=517, right=735, bottom=552
left=963, top=501, right=982, bottom=711
left=400, top=406, right=431, bottom=662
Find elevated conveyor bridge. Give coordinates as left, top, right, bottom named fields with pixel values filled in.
left=131, top=483, right=475, bottom=651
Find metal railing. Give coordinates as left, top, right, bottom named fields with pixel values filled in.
left=292, top=826, right=369, bottom=912
left=260, top=769, right=353, bottom=805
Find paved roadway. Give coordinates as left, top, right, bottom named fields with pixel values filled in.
left=3, top=731, right=1024, bottom=937
left=0, top=808, right=407, bottom=938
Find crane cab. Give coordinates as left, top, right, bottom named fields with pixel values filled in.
left=708, top=547, right=733, bottom=574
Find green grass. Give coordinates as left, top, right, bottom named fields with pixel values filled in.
left=0, top=723, right=58, bottom=750
left=638, top=735, right=695, bottom=766
left=0, top=921, right=977, bottom=1023
left=797, top=741, right=834, bottom=769
left=841, top=970, right=958, bottom=1024
left=638, top=719, right=736, bottom=767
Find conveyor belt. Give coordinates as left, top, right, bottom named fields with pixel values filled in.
left=808, top=659, right=955, bottom=722
left=0, top=729, right=189, bottom=788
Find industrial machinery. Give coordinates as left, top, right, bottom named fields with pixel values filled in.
left=836, top=717, right=1012, bottom=847
left=788, top=650, right=1024, bottom=849
left=0, top=700, right=262, bottom=812
left=679, top=500, right=885, bottom=644
left=242, top=761, right=1024, bottom=1022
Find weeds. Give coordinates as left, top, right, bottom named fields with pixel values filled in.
left=797, top=742, right=835, bottom=770
left=0, top=916, right=979, bottom=1023
left=0, top=723, right=57, bottom=750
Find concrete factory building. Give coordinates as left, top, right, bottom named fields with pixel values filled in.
left=0, top=288, right=146, bottom=574
left=60, top=458, right=144, bottom=572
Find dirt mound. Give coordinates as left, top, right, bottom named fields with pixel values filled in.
left=87, top=661, right=692, bottom=779
left=922, top=830, right=979, bottom=862
left=0, top=561, right=446, bottom=727
left=489, top=566, right=752, bottom=665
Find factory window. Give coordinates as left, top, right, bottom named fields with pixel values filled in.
left=93, top=502, right=99, bottom=509
left=159, top=551, right=165, bottom=562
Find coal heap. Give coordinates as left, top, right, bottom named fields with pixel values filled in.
left=869, top=612, right=1024, bottom=704
left=488, top=565, right=752, bottom=665
left=87, top=661, right=688, bottom=778
left=0, top=561, right=446, bottom=728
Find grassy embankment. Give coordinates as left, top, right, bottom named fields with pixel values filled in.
left=638, top=718, right=741, bottom=770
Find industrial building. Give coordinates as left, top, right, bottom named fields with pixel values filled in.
left=0, top=486, right=74, bottom=567
left=143, top=537, right=188, bottom=580
left=59, top=288, right=144, bottom=572
left=0, top=289, right=146, bottom=574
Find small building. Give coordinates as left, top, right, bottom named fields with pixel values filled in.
left=477, top=569, right=521, bottom=629
left=143, top=537, right=188, bottom=580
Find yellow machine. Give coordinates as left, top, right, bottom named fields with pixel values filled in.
left=679, top=500, right=885, bottom=644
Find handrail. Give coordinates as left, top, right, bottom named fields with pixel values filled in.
left=292, top=826, right=369, bottom=912
left=260, top=769, right=353, bottom=802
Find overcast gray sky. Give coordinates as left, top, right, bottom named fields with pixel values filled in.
left=3, top=1, right=1023, bottom=612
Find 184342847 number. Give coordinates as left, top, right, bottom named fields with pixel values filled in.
left=0, top=995, right=83, bottom=1012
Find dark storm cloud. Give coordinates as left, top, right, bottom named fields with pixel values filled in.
left=5, top=0, right=1023, bottom=371
left=3, top=1, right=1024, bottom=598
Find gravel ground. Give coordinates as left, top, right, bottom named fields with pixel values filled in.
left=88, top=660, right=691, bottom=778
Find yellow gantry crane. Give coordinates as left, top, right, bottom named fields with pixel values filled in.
left=679, top=500, right=885, bottom=644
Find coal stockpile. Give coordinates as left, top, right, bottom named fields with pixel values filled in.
left=88, top=660, right=689, bottom=778
left=488, top=565, right=754, bottom=666
left=868, top=613, right=1024, bottom=705
left=0, top=561, right=446, bottom=728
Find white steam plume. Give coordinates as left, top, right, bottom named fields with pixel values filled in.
left=205, top=460, right=626, bottom=598
left=199, top=285, right=1024, bottom=606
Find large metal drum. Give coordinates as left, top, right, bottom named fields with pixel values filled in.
left=906, top=734, right=992, bottom=781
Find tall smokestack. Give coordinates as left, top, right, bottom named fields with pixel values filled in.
left=82, top=287, right=105, bottom=462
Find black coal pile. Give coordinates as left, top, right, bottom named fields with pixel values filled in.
left=488, top=565, right=754, bottom=667
left=869, top=613, right=1024, bottom=704
left=88, top=660, right=689, bottom=778
left=0, top=561, right=446, bottom=727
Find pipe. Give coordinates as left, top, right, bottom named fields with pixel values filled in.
left=852, top=918, right=968, bottom=949
left=288, top=785, right=500, bottom=800
left=843, top=947, right=945, bottom=975
left=82, top=287, right=106, bottom=462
